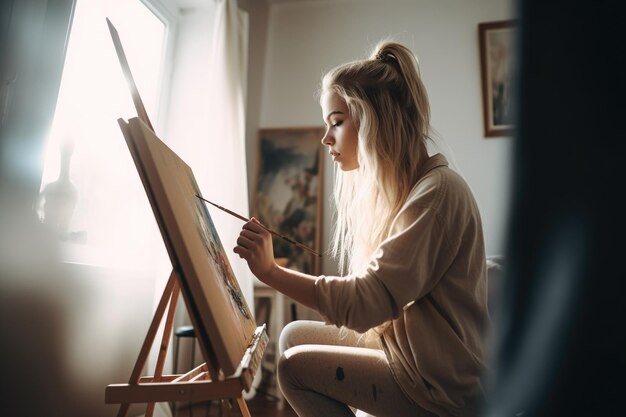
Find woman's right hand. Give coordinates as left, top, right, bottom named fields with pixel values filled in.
left=234, top=217, right=277, bottom=281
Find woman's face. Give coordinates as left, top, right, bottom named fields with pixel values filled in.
left=320, top=91, right=359, bottom=171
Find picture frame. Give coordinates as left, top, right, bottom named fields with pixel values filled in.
left=252, top=127, right=325, bottom=276
left=479, top=20, right=517, bottom=137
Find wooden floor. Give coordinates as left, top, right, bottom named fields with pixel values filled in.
left=174, top=393, right=297, bottom=417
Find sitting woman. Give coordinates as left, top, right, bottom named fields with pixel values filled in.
left=234, top=41, right=489, bottom=417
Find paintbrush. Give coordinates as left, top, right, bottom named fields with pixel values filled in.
left=195, top=195, right=322, bottom=258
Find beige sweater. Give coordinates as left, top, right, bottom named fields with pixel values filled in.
left=315, top=154, right=488, bottom=417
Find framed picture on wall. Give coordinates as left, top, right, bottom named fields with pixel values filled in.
left=252, top=127, right=325, bottom=275
left=479, top=20, right=517, bottom=137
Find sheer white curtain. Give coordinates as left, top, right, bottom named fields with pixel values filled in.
left=165, top=0, right=252, bottom=306
left=210, top=0, right=252, bottom=305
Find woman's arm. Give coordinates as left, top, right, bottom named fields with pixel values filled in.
left=234, top=218, right=318, bottom=311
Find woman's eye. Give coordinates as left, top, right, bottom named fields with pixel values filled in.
left=332, top=120, right=343, bottom=127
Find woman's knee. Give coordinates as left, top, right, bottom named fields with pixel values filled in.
left=277, top=345, right=306, bottom=393
left=278, top=321, right=298, bottom=355
left=278, top=320, right=319, bottom=355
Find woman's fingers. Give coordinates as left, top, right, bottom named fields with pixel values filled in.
left=235, top=218, right=276, bottom=280
left=236, top=235, right=252, bottom=250
left=240, top=229, right=262, bottom=242
left=236, top=223, right=267, bottom=252
left=244, top=218, right=268, bottom=234
left=233, top=245, right=249, bottom=258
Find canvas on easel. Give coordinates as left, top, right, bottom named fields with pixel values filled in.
left=121, top=116, right=258, bottom=374
left=104, top=19, right=266, bottom=417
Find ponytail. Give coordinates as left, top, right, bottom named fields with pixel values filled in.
left=322, top=40, right=432, bottom=275
left=370, top=42, right=430, bottom=144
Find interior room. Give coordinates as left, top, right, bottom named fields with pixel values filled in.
left=6, top=0, right=581, bottom=416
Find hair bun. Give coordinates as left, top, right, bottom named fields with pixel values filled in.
left=375, top=49, right=396, bottom=63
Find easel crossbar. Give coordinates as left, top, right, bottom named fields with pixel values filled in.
left=106, top=324, right=267, bottom=416
left=172, top=363, right=209, bottom=383
left=106, top=377, right=244, bottom=404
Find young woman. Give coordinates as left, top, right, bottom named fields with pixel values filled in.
left=234, top=41, right=488, bottom=417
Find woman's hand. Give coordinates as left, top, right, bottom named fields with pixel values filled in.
left=234, top=217, right=277, bottom=281
left=235, top=218, right=319, bottom=311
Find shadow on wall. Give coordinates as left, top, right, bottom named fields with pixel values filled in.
left=0, top=288, right=72, bottom=416
left=0, top=206, right=156, bottom=417
left=0, top=206, right=72, bottom=416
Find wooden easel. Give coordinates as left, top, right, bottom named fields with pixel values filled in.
left=104, top=18, right=267, bottom=417
left=105, top=271, right=267, bottom=417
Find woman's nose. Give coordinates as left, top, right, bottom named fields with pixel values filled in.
left=321, top=130, right=334, bottom=146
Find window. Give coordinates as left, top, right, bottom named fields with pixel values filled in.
left=38, top=0, right=171, bottom=271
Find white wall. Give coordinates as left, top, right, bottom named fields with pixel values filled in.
left=255, top=0, right=516, bottom=275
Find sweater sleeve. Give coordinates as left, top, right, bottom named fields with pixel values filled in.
left=315, top=199, right=454, bottom=333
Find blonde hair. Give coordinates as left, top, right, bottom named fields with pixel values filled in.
left=322, top=41, right=431, bottom=275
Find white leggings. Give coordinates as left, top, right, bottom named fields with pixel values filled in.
left=277, top=320, right=436, bottom=417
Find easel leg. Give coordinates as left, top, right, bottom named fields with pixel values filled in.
left=146, top=279, right=180, bottom=417
left=129, top=272, right=178, bottom=382
left=116, top=271, right=178, bottom=417
left=237, top=397, right=252, bottom=417
left=116, top=403, right=130, bottom=417
left=219, top=399, right=230, bottom=417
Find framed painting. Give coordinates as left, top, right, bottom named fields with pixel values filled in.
left=479, top=20, right=517, bottom=137
left=253, top=127, right=325, bottom=275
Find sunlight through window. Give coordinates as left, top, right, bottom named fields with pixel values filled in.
left=38, top=0, right=168, bottom=270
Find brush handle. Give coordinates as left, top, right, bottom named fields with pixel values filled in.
left=265, top=229, right=321, bottom=257
left=196, top=195, right=321, bottom=257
